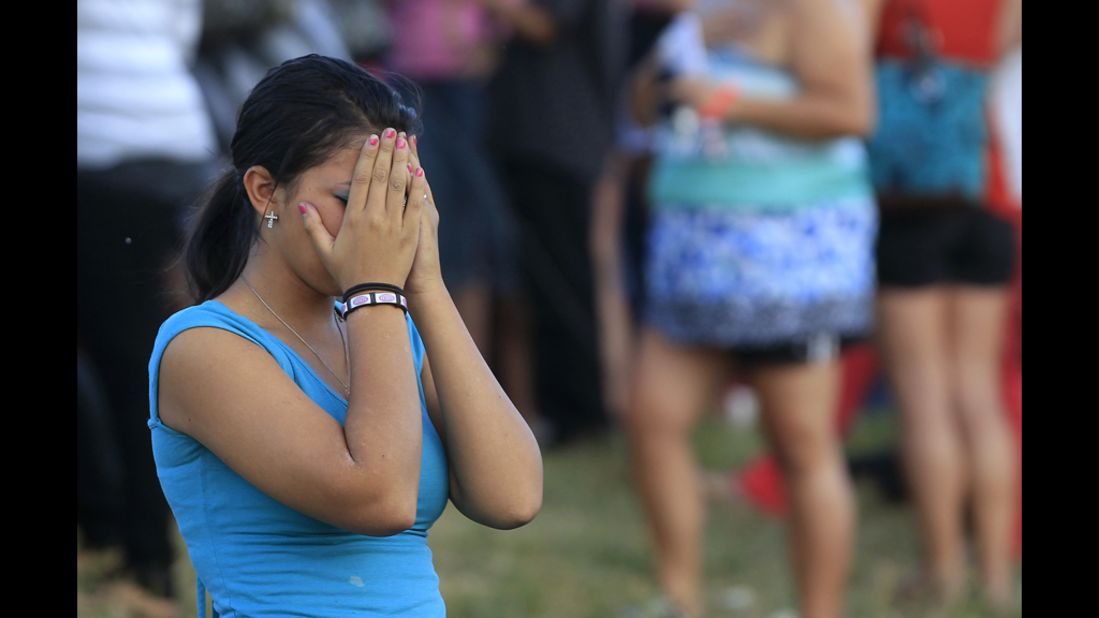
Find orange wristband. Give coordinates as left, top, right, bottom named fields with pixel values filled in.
left=698, top=86, right=739, bottom=120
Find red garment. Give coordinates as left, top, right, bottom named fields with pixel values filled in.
left=876, top=0, right=1004, bottom=68
left=993, top=162, right=1021, bottom=558
left=986, top=85, right=1022, bottom=559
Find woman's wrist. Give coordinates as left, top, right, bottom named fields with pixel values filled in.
left=343, top=301, right=410, bottom=325
left=342, top=282, right=405, bottom=303
left=338, top=274, right=407, bottom=295
left=697, top=85, right=740, bottom=121
left=405, top=277, right=448, bottom=301
left=342, top=290, right=410, bottom=319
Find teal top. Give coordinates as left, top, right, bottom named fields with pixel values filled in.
left=649, top=46, right=874, bottom=210
left=147, top=300, right=449, bottom=617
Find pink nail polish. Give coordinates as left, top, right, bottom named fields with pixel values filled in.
left=368, top=135, right=379, bottom=146
left=415, top=167, right=424, bottom=177
left=384, top=128, right=396, bottom=139
left=396, top=138, right=407, bottom=150
left=298, top=203, right=308, bottom=215
left=407, top=163, right=413, bottom=173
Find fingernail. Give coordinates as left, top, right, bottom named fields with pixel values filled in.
left=415, top=167, right=424, bottom=177
left=298, top=203, right=308, bottom=215
left=384, top=128, right=396, bottom=139
left=396, top=137, right=407, bottom=149
left=368, top=134, right=379, bottom=146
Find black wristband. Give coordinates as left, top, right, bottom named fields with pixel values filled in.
left=342, top=282, right=404, bottom=304
left=342, top=290, right=409, bottom=319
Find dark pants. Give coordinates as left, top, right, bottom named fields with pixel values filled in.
left=498, top=157, right=608, bottom=443
left=416, top=79, right=516, bottom=292
left=77, top=345, right=124, bottom=548
left=77, top=158, right=218, bottom=576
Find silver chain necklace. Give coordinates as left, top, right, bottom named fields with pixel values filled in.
left=241, top=276, right=351, bottom=397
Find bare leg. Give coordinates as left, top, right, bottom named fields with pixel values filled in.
left=878, top=289, right=967, bottom=602
left=624, top=328, right=731, bottom=616
left=949, top=286, right=1015, bottom=608
left=731, top=344, right=880, bottom=517
left=751, top=358, right=852, bottom=618
left=590, top=152, right=634, bottom=419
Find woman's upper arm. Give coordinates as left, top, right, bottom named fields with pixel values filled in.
left=858, top=0, right=886, bottom=44
left=791, top=0, right=875, bottom=134
left=996, top=0, right=1022, bottom=55
left=157, top=326, right=414, bottom=535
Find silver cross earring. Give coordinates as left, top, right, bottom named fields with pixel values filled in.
left=264, top=211, right=279, bottom=228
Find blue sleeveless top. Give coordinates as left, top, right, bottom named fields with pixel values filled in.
left=147, top=299, right=450, bottom=617
left=642, top=39, right=877, bottom=346
left=649, top=45, right=874, bottom=210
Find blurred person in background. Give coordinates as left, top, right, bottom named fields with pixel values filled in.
left=77, top=0, right=219, bottom=607
left=623, top=1, right=877, bottom=616
left=329, top=0, right=394, bottom=68
left=594, top=3, right=885, bottom=518
left=384, top=0, right=545, bottom=436
left=193, top=0, right=351, bottom=156
left=591, top=0, right=688, bottom=421
left=709, top=2, right=1022, bottom=548
left=861, top=0, right=1021, bottom=609
left=77, top=346, right=125, bottom=558
left=488, top=0, right=628, bottom=446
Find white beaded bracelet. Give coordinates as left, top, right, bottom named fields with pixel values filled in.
left=338, top=290, right=409, bottom=319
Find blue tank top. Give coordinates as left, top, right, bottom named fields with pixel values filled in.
left=147, top=299, right=450, bottom=617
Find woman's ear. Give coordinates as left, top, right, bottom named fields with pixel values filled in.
left=242, top=165, right=279, bottom=217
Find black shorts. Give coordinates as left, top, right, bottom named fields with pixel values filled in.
left=876, top=205, right=1016, bottom=287
left=731, top=334, right=868, bottom=369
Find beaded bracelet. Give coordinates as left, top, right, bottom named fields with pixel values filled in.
left=340, top=290, right=409, bottom=319
left=343, top=282, right=404, bottom=304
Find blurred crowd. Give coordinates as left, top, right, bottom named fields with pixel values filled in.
left=77, top=0, right=1021, bottom=616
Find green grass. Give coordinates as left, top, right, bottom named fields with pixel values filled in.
left=77, top=410, right=1021, bottom=617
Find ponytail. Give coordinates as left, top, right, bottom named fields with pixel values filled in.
left=183, top=170, right=259, bottom=302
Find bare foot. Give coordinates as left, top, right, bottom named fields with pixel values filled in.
left=894, top=569, right=966, bottom=610
left=981, top=580, right=1015, bottom=616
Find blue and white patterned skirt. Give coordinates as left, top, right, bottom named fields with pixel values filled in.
left=643, top=197, right=878, bottom=347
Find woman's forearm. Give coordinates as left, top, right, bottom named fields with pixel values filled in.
left=484, top=1, right=558, bottom=46
left=343, top=307, right=425, bottom=521
left=723, top=92, right=874, bottom=139
left=629, top=59, right=664, bottom=127
left=408, top=281, right=543, bottom=528
left=995, top=0, right=1022, bottom=57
